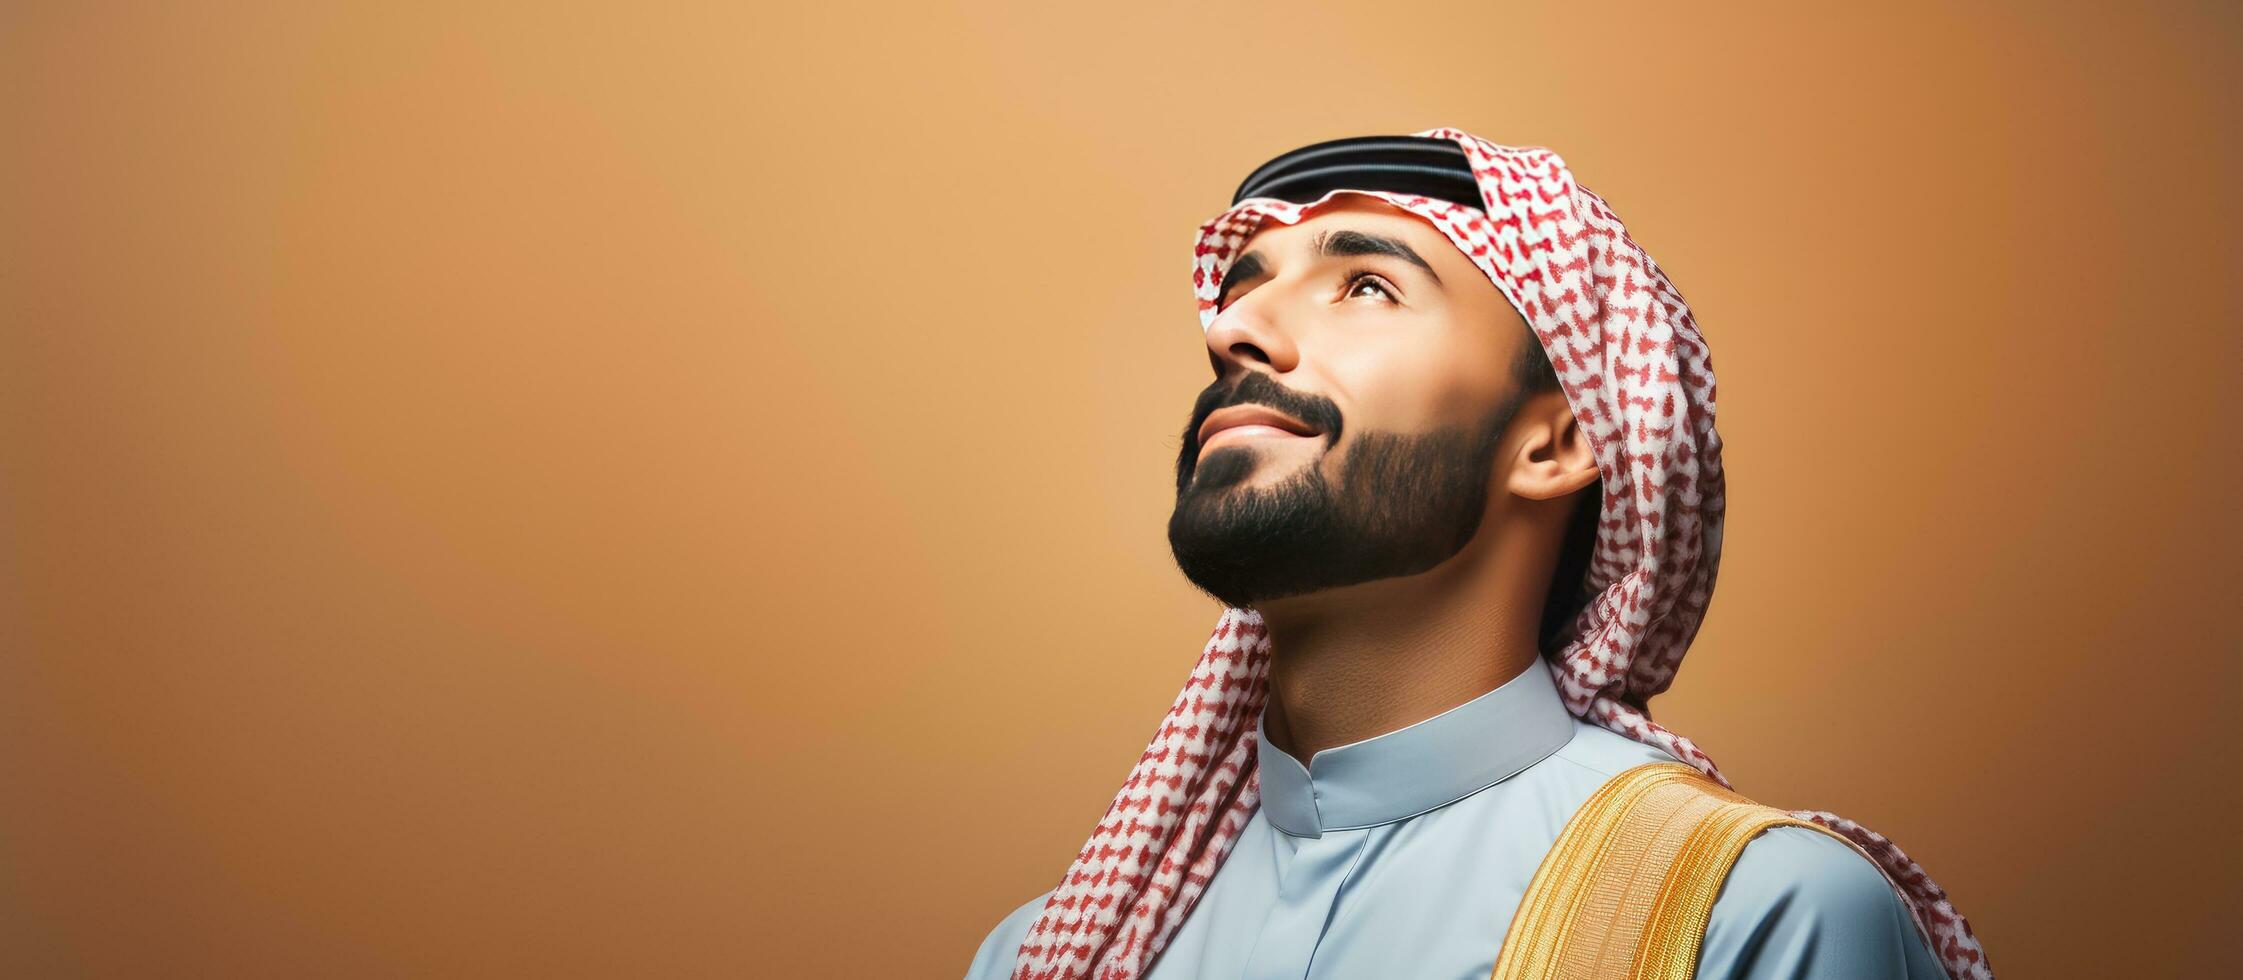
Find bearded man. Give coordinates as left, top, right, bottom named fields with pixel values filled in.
left=964, top=129, right=1990, bottom=980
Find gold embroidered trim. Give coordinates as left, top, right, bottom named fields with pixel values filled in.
left=1490, top=762, right=1870, bottom=980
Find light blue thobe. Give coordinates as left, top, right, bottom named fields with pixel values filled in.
left=967, top=661, right=1949, bottom=979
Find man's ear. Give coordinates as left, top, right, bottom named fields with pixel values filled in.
left=1505, top=390, right=1599, bottom=502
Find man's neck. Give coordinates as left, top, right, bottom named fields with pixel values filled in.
left=1254, top=531, right=1552, bottom=764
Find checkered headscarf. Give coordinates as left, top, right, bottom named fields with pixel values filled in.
left=1009, top=127, right=1990, bottom=980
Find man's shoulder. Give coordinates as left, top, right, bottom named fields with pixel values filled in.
left=1543, top=729, right=1901, bottom=912
left=1705, top=826, right=1950, bottom=979
left=962, top=889, right=1053, bottom=980
left=1724, top=824, right=1903, bottom=919
left=1533, top=734, right=1948, bottom=978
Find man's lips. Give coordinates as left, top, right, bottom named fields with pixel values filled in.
left=1197, top=404, right=1321, bottom=451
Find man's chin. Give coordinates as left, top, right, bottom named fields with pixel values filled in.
left=1186, top=443, right=1316, bottom=495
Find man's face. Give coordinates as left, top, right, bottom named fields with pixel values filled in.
left=1168, top=195, right=1537, bottom=608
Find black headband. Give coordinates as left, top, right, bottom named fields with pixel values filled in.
left=1229, top=134, right=1484, bottom=211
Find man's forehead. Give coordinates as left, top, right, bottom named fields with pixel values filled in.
left=1214, top=193, right=1499, bottom=311
left=1234, top=195, right=1458, bottom=258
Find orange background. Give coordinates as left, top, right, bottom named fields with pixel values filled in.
left=4, top=3, right=2238, bottom=977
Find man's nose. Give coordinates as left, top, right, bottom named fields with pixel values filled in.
left=1202, top=292, right=1300, bottom=378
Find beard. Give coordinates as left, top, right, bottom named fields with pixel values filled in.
left=1168, top=372, right=1529, bottom=609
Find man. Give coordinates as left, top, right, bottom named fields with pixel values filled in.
left=966, top=129, right=1989, bottom=980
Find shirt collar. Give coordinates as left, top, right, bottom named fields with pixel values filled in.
left=1255, top=659, right=1577, bottom=838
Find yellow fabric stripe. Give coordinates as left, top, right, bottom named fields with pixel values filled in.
left=1491, top=762, right=1875, bottom=980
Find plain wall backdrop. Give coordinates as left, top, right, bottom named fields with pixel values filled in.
left=4, top=3, right=2239, bottom=977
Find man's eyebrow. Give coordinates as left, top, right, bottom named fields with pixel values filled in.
left=1316, top=229, right=1442, bottom=285
left=1216, top=251, right=1265, bottom=305
left=1216, top=229, right=1443, bottom=306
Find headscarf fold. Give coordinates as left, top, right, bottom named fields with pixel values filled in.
left=1010, top=127, right=1990, bottom=980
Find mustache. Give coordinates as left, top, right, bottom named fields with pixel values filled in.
left=1175, top=371, right=1345, bottom=492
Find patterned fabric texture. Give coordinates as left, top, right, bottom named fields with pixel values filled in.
left=1008, top=127, right=1991, bottom=980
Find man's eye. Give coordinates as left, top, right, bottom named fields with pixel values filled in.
left=1344, top=272, right=1397, bottom=303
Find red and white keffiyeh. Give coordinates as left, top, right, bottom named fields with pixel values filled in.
left=1010, top=127, right=1990, bottom=980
